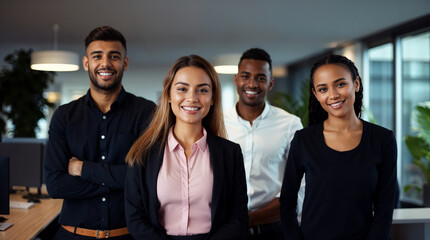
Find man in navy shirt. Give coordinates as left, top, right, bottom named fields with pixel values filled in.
left=45, top=26, right=155, bottom=239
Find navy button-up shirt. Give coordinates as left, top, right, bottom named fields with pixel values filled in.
left=45, top=87, right=155, bottom=230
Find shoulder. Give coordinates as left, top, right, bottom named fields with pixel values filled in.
left=224, top=106, right=238, bottom=120
left=124, top=91, right=156, bottom=111
left=363, top=120, right=394, bottom=139
left=208, top=133, right=241, bottom=151
left=267, top=104, right=302, bottom=126
left=53, top=96, right=85, bottom=118
left=209, top=133, right=241, bottom=148
left=295, top=123, right=321, bottom=140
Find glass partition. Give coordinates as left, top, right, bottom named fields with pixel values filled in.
left=400, top=31, right=430, bottom=203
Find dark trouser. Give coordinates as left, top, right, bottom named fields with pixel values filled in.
left=247, top=221, right=287, bottom=240
left=53, top=226, right=133, bottom=240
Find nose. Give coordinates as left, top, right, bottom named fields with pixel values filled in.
left=329, top=88, right=339, bottom=100
left=100, top=56, right=112, bottom=68
left=248, top=77, right=257, bottom=88
left=186, top=90, right=197, bottom=102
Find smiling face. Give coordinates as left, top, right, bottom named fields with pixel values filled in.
left=83, top=40, right=129, bottom=92
left=234, top=59, right=274, bottom=109
left=312, top=64, right=360, bottom=120
left=169, top=66, right=213, bottom=128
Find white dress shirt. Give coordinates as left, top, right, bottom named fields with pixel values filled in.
left=224, top=103, right=304, bottom=212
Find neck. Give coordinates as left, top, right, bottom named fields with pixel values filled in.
left=90, top=85, right=122, bottom=113
left=173, top=122, right=204, bottom=149
left=324, top=114, right=361, bottom=132
left=236, top=102, right=265, bottom=125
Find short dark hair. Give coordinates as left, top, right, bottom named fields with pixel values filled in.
left=308, top=54, right=363, bottom=126
left=238, top=48, right=272, bottom=74
left=85, top=26, right=127, bottom=52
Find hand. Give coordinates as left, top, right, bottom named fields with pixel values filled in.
left=68, top=157, right=83, bottom=176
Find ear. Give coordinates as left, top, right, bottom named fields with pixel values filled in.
left=82, top=56, right=89, bottom=72
left=268, top=78, right=275, bottom=91
left=234, top=74, right=238, bottom=86
left=354, top=77, right=360, bottom=92
left=123, top=57, right=129, bottom=71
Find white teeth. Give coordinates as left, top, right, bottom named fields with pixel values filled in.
left=330, top=101, right=343, bottom=107
left=245, top=91, right=257, bottom=95
left=182, top=106, right=199, bottom=111
left=99, top=72, right=112, bottom=76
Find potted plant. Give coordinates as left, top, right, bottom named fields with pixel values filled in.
left=269, top=78, right=309, bottom=127
left=0, top=49, right=55, bottom=137
left=404, top=102, right=430, bottom=207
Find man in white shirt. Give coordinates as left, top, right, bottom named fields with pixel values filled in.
left=224, top=48, right=304, bottom=240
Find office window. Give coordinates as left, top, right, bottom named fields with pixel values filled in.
left=367, top=43, right=394, bottom=130
left=400, top=31, right=430, bottom=202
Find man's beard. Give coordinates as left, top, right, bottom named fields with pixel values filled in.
left=89, top=67, right=123, bottom=92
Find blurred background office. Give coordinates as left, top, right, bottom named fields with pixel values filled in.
left=0, top=0, right=430, bottom=207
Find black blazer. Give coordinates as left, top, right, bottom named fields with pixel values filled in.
left=124, top=132, right=249, bottom=240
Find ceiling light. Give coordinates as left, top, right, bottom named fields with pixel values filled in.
left=214, top=65, right=238, bottom=74
left=31, top=24, right=79, bottom=72
left=213, top=53, right=241, bottom=74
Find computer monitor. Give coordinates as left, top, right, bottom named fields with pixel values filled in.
left=0, top=156, right=9, bottom=215
left=0, top=139, right=47, bottom=202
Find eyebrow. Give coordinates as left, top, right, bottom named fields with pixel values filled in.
left=89, top=50, right=122, bottom=56
left=315, top=78, right=345, bottom=88
left=174, top=82, right=211, bottom=87
left=239, top=71, right=267, bottom=77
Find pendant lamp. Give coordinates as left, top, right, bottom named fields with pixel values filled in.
left=213, top=53, right=240, bottom=74
left=31, top=24, right=79, bottom=72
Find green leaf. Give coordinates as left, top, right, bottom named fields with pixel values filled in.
left=0, top=49, right=55, bottom=136
left=269, top=78, right=310, bottom=127
left=415, top=102, right=430, bottom=146
left=405, top=135, right=428, bottom=159
left=404, top=184, right=422, bottom=193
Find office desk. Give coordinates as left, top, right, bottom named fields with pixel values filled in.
left=391, top=208, right=430, bottom=240
left=0, top=190, right=62, bottom=240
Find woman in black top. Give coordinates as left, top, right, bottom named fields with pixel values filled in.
left=280, top=55, right=397, bottom=240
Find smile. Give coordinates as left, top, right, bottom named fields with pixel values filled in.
left=98, top=72, right=113, bottom=76
left=182, top=106, right=200, bottom=111
left=245, top=90, right=258, bottom=95
left=328, top=100, right=345, bottom=108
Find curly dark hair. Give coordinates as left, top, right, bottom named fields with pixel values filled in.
left=238, top=48, right=272, bottom=74
left=308, top=54, right=363, bottom=126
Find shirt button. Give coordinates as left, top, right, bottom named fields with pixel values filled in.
left=102, top=115, right=106, bottom=120
left=102, top=197, right=106, bottom=202
left=101, top=156, right=105, bottom=160
left=101, top=135, right=105, bottom=139
left=101, top=183, right=105, bottom=186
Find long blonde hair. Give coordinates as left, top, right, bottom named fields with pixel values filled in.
left=126, top=55, right=226, bottom=166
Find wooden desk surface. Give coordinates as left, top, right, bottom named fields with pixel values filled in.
left=0, top=188, right=62, bottom=240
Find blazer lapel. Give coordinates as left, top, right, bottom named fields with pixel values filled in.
left=207, top=133, right=224, bottom=223
left=146, top=144, right=165, bottom=230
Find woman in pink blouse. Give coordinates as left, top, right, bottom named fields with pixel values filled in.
left=125, top=55, right=248, bottom=240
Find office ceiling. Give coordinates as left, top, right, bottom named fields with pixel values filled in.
left=1, top=0, right=430, bottom=70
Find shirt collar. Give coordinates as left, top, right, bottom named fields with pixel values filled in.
left=167, top=127, right=208, bottom=152
left=84, top=86, right=126, bottom=110
left=234, top=101, right=271, bottom=121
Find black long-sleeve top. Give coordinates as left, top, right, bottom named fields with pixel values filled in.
left=44, top=87, right=155, bottom=230
left=280, top=120, right=398, bottom=240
